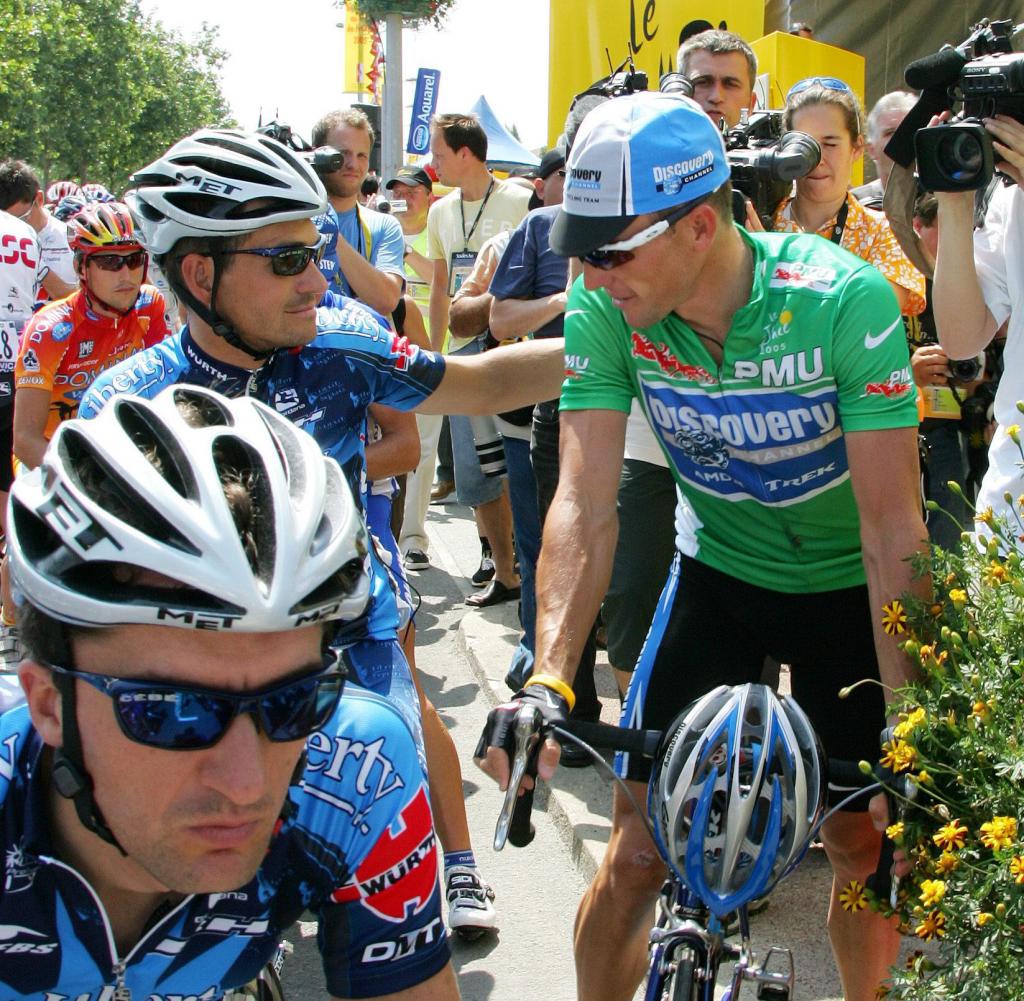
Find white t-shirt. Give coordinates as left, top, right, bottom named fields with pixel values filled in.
left=973, top=183, right=1024, bottom=527
left=0, top=211, right=43, bottom=378
left=37, top=213, right=76, bottom=285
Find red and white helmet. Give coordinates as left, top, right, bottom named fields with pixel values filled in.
left=46, top=180, right=82, bottom=205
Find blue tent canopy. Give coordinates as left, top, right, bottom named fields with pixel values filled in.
left=469, top=95, right=540, bottom=169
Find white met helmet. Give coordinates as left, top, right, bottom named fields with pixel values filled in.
left=128, top=128, right=329, bottom=255
left=8, top=385, right=370, bottom=632
left=649, top=684, right=826, bottom=917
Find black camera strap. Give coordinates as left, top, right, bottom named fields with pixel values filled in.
left=828, top=199, right=850, bottom=245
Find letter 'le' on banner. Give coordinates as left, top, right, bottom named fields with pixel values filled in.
left=547, top=0, right=764, bottom=146
left=407, top=69, right=442, bottom=156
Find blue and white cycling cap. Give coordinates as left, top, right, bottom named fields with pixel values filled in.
left=550, top=91, right=730, bottom=259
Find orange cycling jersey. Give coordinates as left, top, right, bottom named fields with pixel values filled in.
left=15, top=285, right=170, bottom=439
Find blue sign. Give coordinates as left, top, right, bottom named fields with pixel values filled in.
left=406, top=68, right=441, bottom=156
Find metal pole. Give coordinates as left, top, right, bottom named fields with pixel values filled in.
left=382, top=12, right=403, bottom=181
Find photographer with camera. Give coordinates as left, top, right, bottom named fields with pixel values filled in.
left=310, top=108, right=406, bottom=317
left=770, top=78, right=926, bottom=317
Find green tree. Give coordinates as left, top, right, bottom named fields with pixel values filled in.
left=0, top=0, right=234, bottom=192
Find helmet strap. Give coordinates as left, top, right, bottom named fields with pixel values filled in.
left=175, top=252, right=276, bottom=362
left=50, top=672, right=127, bottom=855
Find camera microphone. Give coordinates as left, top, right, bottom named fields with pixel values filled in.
left=905, top=46, right=968, bottom=91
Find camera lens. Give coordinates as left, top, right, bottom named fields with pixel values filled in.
left=937, top=131, right=985, bottom=182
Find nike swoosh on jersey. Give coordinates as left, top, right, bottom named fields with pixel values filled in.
left=564, top=309, right=589, bottom=319
left=863, top=317, right=902, bottom=350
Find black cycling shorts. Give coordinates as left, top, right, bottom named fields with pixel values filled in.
left=616, top=553, right=885, bottom=810
left=0, top=375, right=14, bottom=493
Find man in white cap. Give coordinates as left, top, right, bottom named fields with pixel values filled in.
left=477, top=92, right=927, bottom=1001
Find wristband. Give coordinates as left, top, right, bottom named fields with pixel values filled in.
left=523, top=673, right=576, bottom=712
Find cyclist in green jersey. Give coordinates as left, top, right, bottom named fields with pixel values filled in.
left=476, top=92, right=928, bottom=1001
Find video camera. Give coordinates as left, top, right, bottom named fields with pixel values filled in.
left=255, top=119, right=344, bottom=177
left=720, top=111, right=821, bottom=226
left=910, top=18, right=1024, bottom=191
left=568, top=61, right=820, bottom=228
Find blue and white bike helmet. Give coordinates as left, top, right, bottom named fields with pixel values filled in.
left=650, top=684, right=826, bottom=916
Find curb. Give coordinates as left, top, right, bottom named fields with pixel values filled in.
left=425, top=515, right=616, bottom=884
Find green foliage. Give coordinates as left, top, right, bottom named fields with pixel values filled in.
left=344, top=0, right=457, bottom=29
left=866, top=482, right=1024, bottom=999
left=0, top=0, right=234, bottom=192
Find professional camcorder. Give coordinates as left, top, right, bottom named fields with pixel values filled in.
left=910, top=18, right=1024, bottom=191
left=720, top=112, right=821, bottom=226
left=256, top=120, right=344, bottom=177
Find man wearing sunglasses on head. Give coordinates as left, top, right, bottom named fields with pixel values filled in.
left=476, top=92, right=928, bottom=1001
left=0, top=384, right=458, bottom=999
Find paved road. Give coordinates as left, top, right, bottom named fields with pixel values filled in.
left=282, top=498, right=900, bottom=1000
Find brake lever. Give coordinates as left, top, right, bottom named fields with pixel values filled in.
left=493, top=704, right=542, bottom=851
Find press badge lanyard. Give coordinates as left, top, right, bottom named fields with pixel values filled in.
left=827, top=199, right=850, bottom=245
left=459, top=178, right=495, bottom=250
left=332, top=205, right=373, bottom=290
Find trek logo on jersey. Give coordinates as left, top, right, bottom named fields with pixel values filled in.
left=0, top=924, right=57, bottom=955
left=77, top=340, right=94, bottom=359
left=21, top=349, right=40, bottom=372
left=768, top=262, right=837, bottom=293
left=734, top=348, right=824, bottom=388
left=653, top=151, right=715, bottom=195
left=640, top=381, right=849, bottom=505
left=631, top=333, right=714, bottom=383
left=331, top=787, right=438, bottom=922
left=564, top=353, right=590, bottom=380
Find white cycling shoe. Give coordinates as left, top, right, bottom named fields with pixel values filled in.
left=445, top=866, right=498, bottom=940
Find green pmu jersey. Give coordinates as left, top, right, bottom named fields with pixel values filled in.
left=561, top=229, right=917, bottom=593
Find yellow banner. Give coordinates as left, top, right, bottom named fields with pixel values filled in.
left=547, top=0, right=765, bottom=145
left=344, top=3, right=375, bottom=97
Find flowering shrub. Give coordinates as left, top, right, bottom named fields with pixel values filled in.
left=347, top=0, right=457, bottom=28
left=862, top=484, right=1024, bottom=999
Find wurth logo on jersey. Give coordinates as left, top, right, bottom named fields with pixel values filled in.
left=331, top=787, right=438, bottom=922
left=631, top=333, right=714, bottom=384
left=387, top=333, right=416, bottom=372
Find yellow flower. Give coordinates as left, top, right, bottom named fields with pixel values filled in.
left=948, top=588, right=968, bottom=608
left=894, top=707, right=926, bottom=739
left=933, top=820, right=968, bottom=851
left=914, top=770, right=932, bottom=786
left=839, top=879, right=868, bottom=912
left=972, top=700, right=991, bottom=722
left=979, top=816, right=1018, bottom=851
left=934, top=851, right=960, bottom=875
left=919, top=879, right=946, bottom=907
left=885, top=822, right=905, bottom=842
left=1009, top=424, right=1022, bottom=444
left=915, top=910, right=946, bottom=941
left=977, top=911, right=995, bottom=927
left=881, top=600, right=907, bottom=636
left=881, top=739, right=917, bottom=774
left=1010, top=856, right=1024, bottom=884
left=975, top=506, right=995, bottom=526
left=983, top=561, right=1009, bottom=585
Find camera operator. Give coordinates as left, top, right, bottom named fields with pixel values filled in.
left=770, top=78, right=926, bottom=317
left=932, top=109, right=1024, bottom=532
left=676, top=28, right=756, bottom=131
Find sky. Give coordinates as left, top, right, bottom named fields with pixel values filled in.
left=141, top=0, right=551, bottom=151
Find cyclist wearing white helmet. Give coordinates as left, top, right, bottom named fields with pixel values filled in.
left=1, top=384, right=458, bottom=999
left=80, top=128, right=562, bottom=938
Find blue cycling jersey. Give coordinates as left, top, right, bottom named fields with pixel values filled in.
left=0, top=688, right=448, bottom=999
left=79, top=299, right=447, bottom=645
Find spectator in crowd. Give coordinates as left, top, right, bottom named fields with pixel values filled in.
left=427, top=113, right=532, bottom=605
left=772, top=77, right=926, bottom=317
left=790, top=21, right=815, bottom=39
left=0, top=205, right=42, bottom=686
left=932, top=112, right=1024, bottom=538
left=311, top=108, right=405, bottom=317
left=478, top=91, right=926, bottom=1001
left=677, top=29, right=757, bottom=131
left=852, top=90, right=919, bottom=209
left=0, top=159, right=78, bottom=302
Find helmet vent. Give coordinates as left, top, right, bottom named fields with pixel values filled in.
left=175, top=153, right=288, bottom=189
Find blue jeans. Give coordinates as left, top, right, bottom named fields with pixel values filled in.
left=502, top=434, right=540, bottom=683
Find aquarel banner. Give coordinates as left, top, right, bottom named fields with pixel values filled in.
left=407, top=69, right=442, bottom=156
